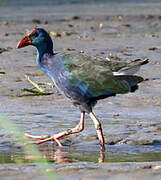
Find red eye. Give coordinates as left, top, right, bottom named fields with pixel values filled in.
left=32, top=33, right=38, bottom=38
left=29, top=32, right=38, bottom=38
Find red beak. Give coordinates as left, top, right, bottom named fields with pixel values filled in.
left=16, top=35, right=31, bottom=48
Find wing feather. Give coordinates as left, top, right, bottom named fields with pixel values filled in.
left=62, top=53, right=130, bottom=97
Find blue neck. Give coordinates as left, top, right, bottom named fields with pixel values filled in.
left=37, top=44, right=53, bottom=57
left=36, top=44, right=53, bottom=67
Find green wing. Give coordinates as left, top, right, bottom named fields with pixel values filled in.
left=62, top=53, right=130, bottom=97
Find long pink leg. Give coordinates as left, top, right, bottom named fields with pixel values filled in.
left=25, top=112, right=85, bottom=146
left=88, top=112, right=105, bottom=152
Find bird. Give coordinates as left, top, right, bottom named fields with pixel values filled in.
left=17, top=28, right=148, bottom=152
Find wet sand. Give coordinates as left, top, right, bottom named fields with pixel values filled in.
left=0, top=2, right=161, bottom=180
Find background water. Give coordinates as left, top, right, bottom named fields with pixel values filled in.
left=1, top=0, right=161, bottom=22
left=0, top=0, right=161, bottom=7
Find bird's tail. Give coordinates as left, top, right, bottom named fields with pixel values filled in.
left=115, top=75, right=144, bottom=92
left=132, top=58, right=149, bottom=65
left=113, top=58, right=149, bottom=76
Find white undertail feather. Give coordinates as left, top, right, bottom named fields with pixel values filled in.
left=113, top=66, right=141, bottom=76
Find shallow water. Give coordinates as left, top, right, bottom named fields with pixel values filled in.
left=1, top=144, right=161, bottom=164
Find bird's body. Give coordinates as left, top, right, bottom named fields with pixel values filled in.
left=37, top=51, right=146, bottom=112
left=17, top=28, right=148, bottom=152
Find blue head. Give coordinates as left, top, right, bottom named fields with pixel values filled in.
left=17, top=28, right=53, bottom=55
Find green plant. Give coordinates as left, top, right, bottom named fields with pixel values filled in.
left=0, top=114, right=59, bottom=180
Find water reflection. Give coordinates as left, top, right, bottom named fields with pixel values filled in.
left=98, top=151, right=105, bottom=163
left=1, top=144, right=161, bottom=164
left=25, top=147, right=105, bottom=163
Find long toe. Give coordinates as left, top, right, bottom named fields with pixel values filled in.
left=25, top=133, right=62, bottom=146
left=25, top=133, right=50, bottom=140
left=29, top=136, right=54, bottom=144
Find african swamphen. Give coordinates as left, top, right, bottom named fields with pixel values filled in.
left=17, top=28, right=148, bottom=151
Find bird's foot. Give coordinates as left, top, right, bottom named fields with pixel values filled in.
left=25, top=133, right=62, bottom=147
